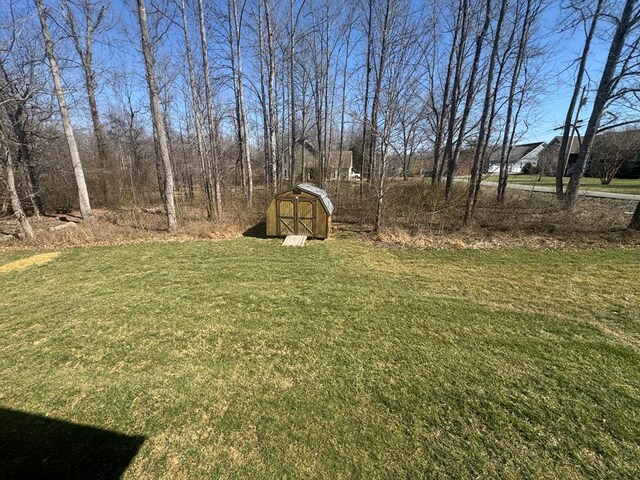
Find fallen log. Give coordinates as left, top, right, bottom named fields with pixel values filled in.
left=48, top=222, right=78, bottom=232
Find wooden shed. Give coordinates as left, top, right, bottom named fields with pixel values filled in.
left=266, top=183, right=334, bottom=239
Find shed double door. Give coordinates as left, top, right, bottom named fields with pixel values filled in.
left=277, top=197, right=316, bottom=236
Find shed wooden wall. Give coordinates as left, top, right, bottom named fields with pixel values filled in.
left=266, top=190, right=330, bottom=238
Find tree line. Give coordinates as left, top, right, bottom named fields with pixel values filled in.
left=1, top=0, right=640, bottom=239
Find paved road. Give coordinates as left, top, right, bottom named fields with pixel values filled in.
left=478, top=180, right=640, bottom=201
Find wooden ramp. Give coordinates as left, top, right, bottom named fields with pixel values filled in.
left=282, top=235, right=307, bottom=247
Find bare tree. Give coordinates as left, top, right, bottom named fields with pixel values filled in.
left=464, top=0, right=508, bottom=224
left=369, top=0, right=393, bottom=197
left=556, top=0, right=605, bottom=199
left=0, top=118, right=34, bottom=239
left=35, top=0, right=93, bottom=220
left=428, top=3, right=458, bottom=185
left=289, top=0, right=296, bottom=186
left=263, top=0, right=278, bottom=190
left=360, top=0, right=373, bottom=192
left=445, top=0, right=492, bottom=202
left=373, top=1, right=422, bottom=230
left=62, top=0, right=113, bottom=200
left=565, top=0, right=640, bottom=209
left=197, top=0, right=222, bottom=215
left=497, top=0, right=536, bottom=202
left=335, top=14, right=353, bottom=199
left=0, top=53, right=45, bottom=216
left=177, top=0, right=214, bottom=219
left=591, top=128, right=640, bottom=185
left=135, top=0, right=177, bottom=230
left=227, top=0, right=253, bottom=204
left=256, top=0, right=270, bottom=187
left=441, top=0, right=469, bottom=194
left=309, top=0, right=335, bottom=187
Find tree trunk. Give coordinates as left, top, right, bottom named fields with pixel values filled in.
left=65, top=0, right=112, bottom=203
left=630, top=201, right=640, bottom=230
left=321, top=7, right=330, bottom=188
left=465, top=0, right=507, bottom=223
left=556, top=0, right=604, bottom=199
left=336, top=27, right=351, bottom=201
left=301, top=78, right=307, bottom=182
left=402, top=144, right=408, bottom=181
left=136, top=0, right=176, bottom=230
left=443, top=0, right=469, bottom=200
left=430, top=7, right=458, bottom=185
left=180, top=0, right=214, bottom=219
left=6, top=104, right=44, bottom=216
left=1, top=129, right=34, bottom=239
left=289, top=0, right=296, bottom=186
left=228, top=0, right=252, bottom=204
left=565, top=0, right=636, bottom=209
left=257, top=0, right=271, bottom=189
left=368, top=0, right=392, bottom=193
left=264, top=0, right=278, bottom=191
left=234, top=0, right=253, bottom=204
left=35, top=0, right=93, bottom=221
left=314, top=86, right=323, bottom=184
left=497, top=0, right=533, bottom=203
left=360, top=0, right=373, bottom=194
left=197, top=0, right=222, bottom=215
left=375, top=142, right=388, bottom=232
left=447, top=0, right=491, bottom=204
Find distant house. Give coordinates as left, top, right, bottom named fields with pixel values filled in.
left=487, top=142, right=546, bottom=174
left=484, top=132, right=640, bottom=178
left=385, top=152, right=432, bottom=178
left=544, top=135, right=581, bottom=157
left=587, top=129, right=640, bottom=179
left=542, top=136, right=581, bottom=175
left=326, top=150, right=355, bottom=180
left=289, top=139, right=355, bottom=181
left=550, top=130, right=640, bottom=178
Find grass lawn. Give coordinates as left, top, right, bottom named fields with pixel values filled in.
left=483, top=175, right=640, bottom=195
left=1, top=238, right=639, bottom=478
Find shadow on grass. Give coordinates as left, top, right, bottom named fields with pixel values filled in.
left=0, top=408, right=144, bottom=479
left=243, top=221, right=268, bottom=239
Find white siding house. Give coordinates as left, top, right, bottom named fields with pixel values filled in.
left=488, top=142, right=546, bottom=174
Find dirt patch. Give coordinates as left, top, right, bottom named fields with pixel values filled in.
left=0, top=252, right=61, bottom=273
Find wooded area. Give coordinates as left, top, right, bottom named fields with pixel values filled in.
left=1, top=0, right=640, bottom=241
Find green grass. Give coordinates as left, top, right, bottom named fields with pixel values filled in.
left=1, top=238, right=639, bottom=478
left=484, top=175, right=640, bottom=195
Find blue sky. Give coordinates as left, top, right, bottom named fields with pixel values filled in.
left=42, top=0, right=616, bottom=146
left=525, top=1, right=611, bottom=143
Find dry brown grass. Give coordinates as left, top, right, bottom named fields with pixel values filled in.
left=366, top=226, right=640, bottom=250
left=1, top=182, right=638, bottom=251
left=0, top=196, right=266, bottom=252
left=0, top=252, right=60, bottom=273
left=329, top=180, right=640, bottom=249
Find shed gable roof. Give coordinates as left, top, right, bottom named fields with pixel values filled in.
left=294, top=183, right=334, bottom=215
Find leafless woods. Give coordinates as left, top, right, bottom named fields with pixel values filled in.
left=1, top=0, right=640, bottom=238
